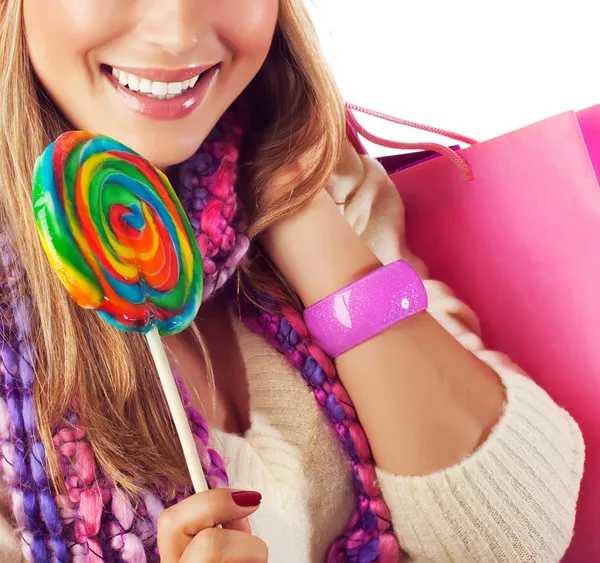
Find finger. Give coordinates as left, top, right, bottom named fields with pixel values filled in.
left=223, top=516, right=252, bottom=534
left=157, top=489, right=261, bottom=562
left=181, top=528, right=268, bottom=563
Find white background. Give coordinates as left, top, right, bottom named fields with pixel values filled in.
left=307, top=0, right=599, bottom=155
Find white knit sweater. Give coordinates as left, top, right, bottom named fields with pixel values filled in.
left=0, top=145, right=585, bottom=562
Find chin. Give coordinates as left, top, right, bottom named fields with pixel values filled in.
left=105, top=128, right=206, bottom=171
left=136, top=141, right=201, bottom=171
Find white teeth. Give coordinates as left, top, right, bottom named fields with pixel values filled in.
left=167, top=81, right=182, bottom=95
left=110, top=66, right=203, bottom=99
left=151, top=81, right=168, bottom=96
left=128, top=73, right=140, bottom=91
left=139, top=78, right=152, bottom=93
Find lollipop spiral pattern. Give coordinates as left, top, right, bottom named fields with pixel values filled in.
left=32, top=131, right=203, bottom=335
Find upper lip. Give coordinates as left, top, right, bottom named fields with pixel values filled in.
left=107, top=64, right=215, bottom=82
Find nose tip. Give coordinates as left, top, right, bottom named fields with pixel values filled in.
left=143, top=0, right=199, bottom=57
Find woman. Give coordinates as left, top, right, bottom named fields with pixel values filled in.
left=0, top=0, right=584, bottom=561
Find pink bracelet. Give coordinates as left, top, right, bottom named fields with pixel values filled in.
left=303, top=260, right=428, bottom=358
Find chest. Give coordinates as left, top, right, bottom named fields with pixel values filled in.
left=164, top=299, right=358, bottom=560
left=211, top=376, right=357, bottom=563
left=218, top=423, right=355, bottom=562
left=163, top=296, right=250, bottom=434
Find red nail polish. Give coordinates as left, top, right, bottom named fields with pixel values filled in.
left=231, top=491, right=262, bottom=507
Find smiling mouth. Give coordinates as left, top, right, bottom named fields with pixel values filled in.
left=101, top=64, right=216, bottom=100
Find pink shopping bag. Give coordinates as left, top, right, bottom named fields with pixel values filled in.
left=348, top=104, right=600, bottom=561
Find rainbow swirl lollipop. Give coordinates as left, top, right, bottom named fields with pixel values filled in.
left=32, top=131, right=203, bottom=335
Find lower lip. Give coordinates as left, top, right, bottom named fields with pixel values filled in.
left=104, top=65, right=219, bottom=121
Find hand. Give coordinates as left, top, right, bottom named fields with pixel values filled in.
left=157, top=489, right=267, bottom=562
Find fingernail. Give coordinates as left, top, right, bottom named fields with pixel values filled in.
left=231, top=491, right=262, bottom=507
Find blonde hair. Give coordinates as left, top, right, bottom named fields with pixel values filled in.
left=0, top=0, right=345, bottom=495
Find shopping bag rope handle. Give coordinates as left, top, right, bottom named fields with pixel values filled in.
left=345, top=103, right=477, bottom=182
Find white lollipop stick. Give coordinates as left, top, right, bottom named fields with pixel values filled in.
left=145, top=326, right=209, bottom=493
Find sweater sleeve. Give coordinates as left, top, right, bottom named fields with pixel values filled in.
left=329, top=145, right=585, bottom=562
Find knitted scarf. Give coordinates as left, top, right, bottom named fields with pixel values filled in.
left=0, top=106, right=400, bottom=562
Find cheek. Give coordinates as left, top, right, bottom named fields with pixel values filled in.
left=23, top=0, right=128, bottom=83
left=213, top=0, right=279, bottom=60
